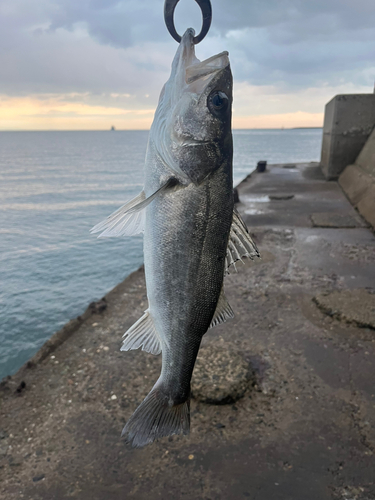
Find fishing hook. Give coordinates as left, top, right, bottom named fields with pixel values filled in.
left=164, top=0, right=212, bottom=44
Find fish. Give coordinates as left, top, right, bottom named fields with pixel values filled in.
left=91, top=28, right=259, bottom=448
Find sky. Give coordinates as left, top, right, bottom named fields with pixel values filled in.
left=0, top=0, right=374, bottom=130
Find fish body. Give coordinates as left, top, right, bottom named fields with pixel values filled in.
left=91, top=28, right=259, bottom=447
left=144, top=139, right=233, bottom=397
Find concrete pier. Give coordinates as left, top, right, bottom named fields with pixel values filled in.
left=1, top=163, right=375, bottom=500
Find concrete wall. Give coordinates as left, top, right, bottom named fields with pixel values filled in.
left=339, top=127, right=375, bottom=229
left=320, top=94, right=375, bottom=180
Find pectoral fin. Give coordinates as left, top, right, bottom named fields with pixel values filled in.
left=210, top=287, right=234, bottom=328
left=225, top=208, right=260, bottom=274
left=90, top=178, right=177, bottom=238
left=90, top=191, right=146, bottom=237
left=121, top=310, right=161, bottom=355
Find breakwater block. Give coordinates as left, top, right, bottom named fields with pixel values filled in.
left=320, top=94, right=375, bottom=180
left=191, top=345, right=254, bottom=404
left=339, top=127, right=375, bottom=230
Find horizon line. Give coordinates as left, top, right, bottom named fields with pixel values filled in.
left=0, top=126, right=323, bottom=132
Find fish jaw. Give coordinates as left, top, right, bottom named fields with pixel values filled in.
left=150, top=28, right=233, bottom=185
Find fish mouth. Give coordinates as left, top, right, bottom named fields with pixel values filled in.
left=185, top=52, right=229, bottom=85
left=180, top=138, right=211, bottom=147
left=177, top=28, right=229, bottom=86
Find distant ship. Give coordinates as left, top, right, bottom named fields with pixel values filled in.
left=111, top=126, right=116, bottom=131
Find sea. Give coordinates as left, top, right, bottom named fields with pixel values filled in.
left=0, top=129, right=322, bottom=380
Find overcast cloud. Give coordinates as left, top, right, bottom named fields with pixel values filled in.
left=0, top=0, right=374, bottom=128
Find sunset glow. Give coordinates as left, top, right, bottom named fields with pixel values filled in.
left=1, top=94, right=323, bottom=131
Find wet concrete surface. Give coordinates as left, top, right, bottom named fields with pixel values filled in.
left=314, top=290, right=375, bottom=330
left=310, top=212, right=367, bottom=228
left=1, top=162, right=375, bottom=499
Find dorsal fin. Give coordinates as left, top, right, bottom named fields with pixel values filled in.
left=225, top=208, right=260, bottom=274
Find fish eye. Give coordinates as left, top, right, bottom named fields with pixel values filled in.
left=208, top=91, right=228, bottom=114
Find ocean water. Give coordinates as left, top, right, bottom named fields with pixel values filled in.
left=0, top=129, right=322, bottom=380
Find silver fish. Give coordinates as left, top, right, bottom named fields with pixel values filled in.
left=91, top=28, right=259, bottom=447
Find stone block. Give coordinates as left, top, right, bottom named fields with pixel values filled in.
left=320, top=94, right=375, bottom=180
left=191, top=345, right=253, bottom=404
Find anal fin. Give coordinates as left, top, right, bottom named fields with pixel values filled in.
left=121, top=310, right=161, bottom=355
left=210, top=287, right=234, bottom=328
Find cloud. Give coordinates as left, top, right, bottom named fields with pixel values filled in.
left=0, top=0, right=374, bottom=129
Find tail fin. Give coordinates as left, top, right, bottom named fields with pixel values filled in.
left=122, top=385, right=190, bottom=448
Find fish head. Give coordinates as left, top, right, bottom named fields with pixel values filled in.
left=151, top=29, right=233, bottom=185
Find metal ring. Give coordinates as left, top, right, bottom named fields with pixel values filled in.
left=164, top=0, right=212, bottom=44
